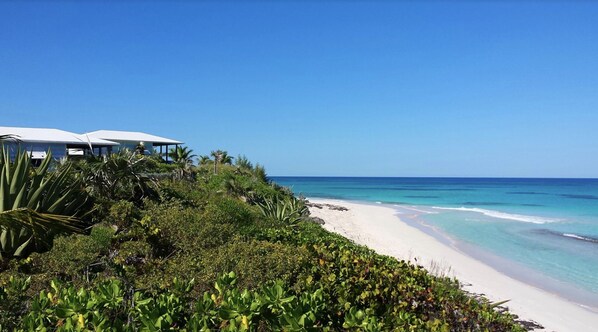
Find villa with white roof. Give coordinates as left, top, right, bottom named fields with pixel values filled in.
left=83, top=130, right=182, bottom=161
left=0, top=126, right=183, bottom=163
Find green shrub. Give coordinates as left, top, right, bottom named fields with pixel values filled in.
left=202, top=196, right=255, bottom=226
left=149, top=203, right=236, bottom=255
left=107, top=200, right=140, bottom=230
left=0, top=276, right=31, bottom=330
left=158, top=180, right=208, bottom=207
left=0, top=151, right=526, bottom=331
left=30, top=226, right=115, bottom=279
left=112, top=240, right=153, bottom=280
left=196, top=238, right=310, bottom=292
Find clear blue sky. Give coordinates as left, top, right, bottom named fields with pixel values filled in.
left=1, top=1, right=597, bottom=177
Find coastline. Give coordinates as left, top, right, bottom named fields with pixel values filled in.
left=308, top=197, right=598, bottom=332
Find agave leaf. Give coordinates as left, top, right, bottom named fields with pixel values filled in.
left=0, top=166, right=7, bottom=212
left=36, top=150, right=52, bottom=175
left=26, top=179, right=51, bottom=210
left=12, top=235, right=33, bottom=257
left=0, top=208, right=85, bottom=257
left=46, top=192, right=72, bottom=215
left=490, top=299, right=510, bottom=309
left=9, top=150, right=28, bottom=199
left=11, top=183, right=27, bottom=210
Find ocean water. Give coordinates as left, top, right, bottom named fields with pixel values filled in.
left=272, top=177, right=598, bottom=307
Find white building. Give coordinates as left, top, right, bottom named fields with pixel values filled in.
left=0, top=127, right=183, bottom=163
left=0, top=126, right=118, bottom=161
left=83, top=130, right=182, bottom=161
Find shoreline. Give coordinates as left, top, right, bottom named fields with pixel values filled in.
left=394, top=204, right=598, bottom=311
left=308, top=197, right=598, bottom=332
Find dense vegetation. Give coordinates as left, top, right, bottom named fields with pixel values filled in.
left=0, top=146, right=526, bottom=331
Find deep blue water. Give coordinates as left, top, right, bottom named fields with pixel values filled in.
left=272, top=177, right=598, bottom=305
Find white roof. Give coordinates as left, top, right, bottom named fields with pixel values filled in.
left=0, top=127, right=119, bottom=146
left=84, top=130, right=182, bottom=145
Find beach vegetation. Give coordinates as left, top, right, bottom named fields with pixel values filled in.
left=73, top=149, right=158, bottom=205
left=235, top=154, right=253, bottom=170
left=257, top=196, right=309, bottom=227
left=209, top=149, right=233, bottom=174
left=169, top=145, right=196, bottom=166
left=0, top=149, right=526, bottom=331
left=0, top=148, right=91, bottom=259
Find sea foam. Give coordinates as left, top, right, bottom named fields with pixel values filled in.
left=431, top=207, right=559, bottom=224
left=562, top=233, right=598, bottom=244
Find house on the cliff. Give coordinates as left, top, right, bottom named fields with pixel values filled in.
left=0, top=126, right=183, bottom=163
left=0, top=126, right=118, bottom=164
left=83, top=130, right=182, bottom=162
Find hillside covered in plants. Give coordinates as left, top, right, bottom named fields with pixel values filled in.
left=0, top=147, right=526, bottom=331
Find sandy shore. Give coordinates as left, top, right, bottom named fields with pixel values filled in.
left=308, top=198, right=598, bottom=332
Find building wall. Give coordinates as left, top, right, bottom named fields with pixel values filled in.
left=3, top=142, right=67, bottom=160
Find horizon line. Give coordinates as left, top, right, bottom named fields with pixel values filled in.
left=270, top=175, right=598, bottom=180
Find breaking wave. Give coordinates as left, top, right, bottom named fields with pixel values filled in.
left=431, top=207, right=560, bottom=224
left=562, top=233, right=598, bottom=244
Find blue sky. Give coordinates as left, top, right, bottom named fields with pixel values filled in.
left=1, top=1, right=597, bottom=177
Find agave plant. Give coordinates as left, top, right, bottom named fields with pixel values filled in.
left=257, top=197, right=308, bottom=227
left=0, top=147, right=90, bottom=258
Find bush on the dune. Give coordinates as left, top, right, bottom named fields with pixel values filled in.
left=0, top=152, right=525, bottom=331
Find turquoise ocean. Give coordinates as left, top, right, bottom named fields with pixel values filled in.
left=272, top=177, right=598, bottom=308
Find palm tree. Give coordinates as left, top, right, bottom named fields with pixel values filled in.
left=210, top=150, right=233, bottom=174
left=220, top=151, right=233, bottom=165
left=198, top=155, right=213, bottom=166
left=210, top=150, right=223, bottom=174
left=169, top=146, right=196, bottom=166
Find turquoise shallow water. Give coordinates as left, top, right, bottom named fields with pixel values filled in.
left=272, top=177, right=598, bottom=306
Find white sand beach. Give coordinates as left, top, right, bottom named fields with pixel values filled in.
left=308, top=198, right=598, bottom=332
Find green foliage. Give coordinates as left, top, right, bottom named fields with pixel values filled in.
left=77, top=149, right=158, bottom=204
left=107, top=200, right=140, bottom=229
left=166, top=146, right=197, bottom=180
left=112, top=240, right=152, bottom=272
left=203, top=196, right=256, bottom=226
left=198, top=165, right=284, bottom=204
left=0, top=148, right=525, bottom=331
left=30, top=226, right=115, bottom=279
left=198, top=155, right=213, bottom=166
left=149, top=201, right=237, bottom=254
left=235, top=155, right=253, bottom=170
left=253, top=163, right=268, bottom=183
left=0, top=148, right=90, bottom=258
left=10, top=269, right=525, bottom=331
left=257, top=196, right=308, bottom=227
left=14, top=272, right=330, bottom=331
left=169, top=145, right=196, bottom=166
left=158, top=179, right=208, bottom=207
left=0, top=275, right=30, bottom=330
left=209, top=149, right=233, bottom=174
left=196, top=239, right=310, bottom=291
